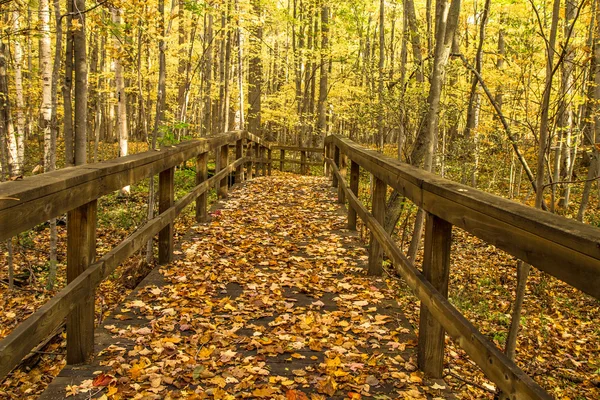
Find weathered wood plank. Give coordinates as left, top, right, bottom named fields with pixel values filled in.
left=300, top=150, right=307, bottom=175
left=267, top=149, right=272, bottom=176
left=66, top=200, right=97, bottom=365
left=270, top=159, right=322, bottom=167
left=418, top=213, right=452, bottom=378
left=325, top=135, right=600, bottom=299
left=279, top=149, right=284, bottom=171
left=218, top=145, right=229, bottom=198
left=0, top=157, right=246, bottom=380
left=367, top=176, right=385, bottom=276
left=0, top=131, right=252, bottom=241
left=332, top=146, right=340, bottom=188
left=158, top=167, right=174, bottom=265
left=327, top=159, right=551, bottom=400
left=271, top=145, right=324, bottom=153
left=236, top=139, right=243, bottom=183
left=348, top=160, right=359, bottom=230
left=196, top=152, right=208, bottom=222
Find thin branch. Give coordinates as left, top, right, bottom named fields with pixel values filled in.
left=542, top=175, right=600, bottom=189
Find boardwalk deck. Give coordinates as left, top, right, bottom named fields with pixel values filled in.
left=39, top=174, right=453, bottom=399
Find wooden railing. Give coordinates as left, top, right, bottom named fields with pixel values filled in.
left=324, top=134, right=600, bottom=400
left=0, top=131, right=270, bottom=379
left=271, top=145, right=324, bottom=174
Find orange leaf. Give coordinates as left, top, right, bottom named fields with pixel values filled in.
left=92, top=373, right=113, bottom=387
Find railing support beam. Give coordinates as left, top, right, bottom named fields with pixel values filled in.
left=158, top=167, right=174, bottom=264
left=66, top=200, right=97, bottom=365
left=267, top=149, right=272, bottom=176
left=367, top=176, right=386, bottom=275
left=218, top=145, right=229, bottom=198
left=348, top=160, right=359, bottom=230
left=280, top=149, right=285, bottom=172
left=235, top=139, right=243, bottom=184
left=196, top=152, right=208, bottom=222
left=418, top=212, right=452, bottom=378
left=332, top=146, right=340, bottom=188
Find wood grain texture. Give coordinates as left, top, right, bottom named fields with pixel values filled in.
left=348, top=160, right=359, bottom=230
left=158, top=167, right=174, bottom=265
left=0, top=131, right=268, bottom=242
left=235, top=139, right=243, bottom=183
left=325, top=135, right=600, bottom=299
left=418, top=213, right=452, bottom=378
left=367, top=176, right=385, bottom=276
left=196, top=152, right=208, bottom=222
left=327, top=159, right=551, bottom=400
left=218, top=145, right=229, bottom=198
left=66, top=200, right=97, bottom=365
left=0, top=157, right=246, bottom=380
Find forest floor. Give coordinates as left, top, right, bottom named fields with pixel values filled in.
left=36, top=173, right=452, bottom=399
left=0, top=143, right=599, bottom=399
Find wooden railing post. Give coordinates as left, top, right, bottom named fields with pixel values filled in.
left=348, top=160, right=359, bottom=230
left=261, top=146, right=267, bottom=176
left=337, top=154, right=346, bottom=204
left=236, top=139, right=243, bottom=184
left=418, top=213, right=452, bottom=378
left=254, top=143, right=260, bottom=177
left=158, top=167, right=174, bottom=264
left=280, top=149, right=285, bottom=172
left=301, top=150, right=307, bottom=175
left=66, top=200, right=97, bottom=365
left=196, top=152, right=208, bottom=222
left=218, top=145, right=229, bottom=198
left=247, top=142, right=254, bottom=180
left=267, top=148, right=272, bottom=176
left=332, top=146, right=340, bottom=188
left=368, top=176, right=385, bottom=275
left=324, top=144, right=331, bottom=178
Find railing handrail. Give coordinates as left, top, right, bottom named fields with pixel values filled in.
left=324, top=133, right=600, bottom=400
left=324, top=134, right=600, bottom=299
left=0, top=131, right=270, bottom=379
left=0, top=131, right=268, bottom=242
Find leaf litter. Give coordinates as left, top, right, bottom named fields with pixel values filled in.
left=61, top=173, right=451, bottom=399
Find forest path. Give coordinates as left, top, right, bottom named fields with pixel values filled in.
left=40, top=173, right=452, bottom=399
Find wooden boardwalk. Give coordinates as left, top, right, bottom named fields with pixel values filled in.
left=39, top=174, right=452, bottom=399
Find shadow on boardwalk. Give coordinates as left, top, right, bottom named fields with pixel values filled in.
left=40, top=173, right=452, bottom=399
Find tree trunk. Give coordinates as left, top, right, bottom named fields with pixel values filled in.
left=236, top=0, right=245, bottom=129
left=112, top=7, right=130, bottom=195
left=316, top=4, right=329, bottom=143
left=534, top=0, right=561, bottom=209
left=377, top=0, right=385, bottom=150
left=406, top=0, right=461, bottom=257
left=73, top=0, right=88, bottom=166
left=248, top=0, right=263, bottom=136
left=147, top=0, right=167, bottom=264
left=12, top=10, right=25, bottom=174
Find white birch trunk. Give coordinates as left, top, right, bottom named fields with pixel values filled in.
left=112, top=7, right=130, bottom=195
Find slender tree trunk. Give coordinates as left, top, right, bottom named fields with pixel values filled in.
left=203, top=4, right=214, bottom=136
left=463, top=0, right=490, bottom=187
left=377, top=0, right=385, bottom=150
left=236, top=0, right=245, bottom=129
left=13, top=10, right=25, bottom=174
left=578, top=0, right=600, bottom=221
left=248, top=0, right=263, bottom=135
left=534, top=0, right=561, bottom=209
left=147, top=0, right=167, bottom=264
left=112, top=7, right=130, bottom=195
left=40, top=0, right=59, bottom=289
left=406, top=0, right=462, bottom=260
left=316, top=4, right=329, bottom=142
left=0, top=42, right=19, bottom=179
left=73, top=0, right=88, bottom=165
